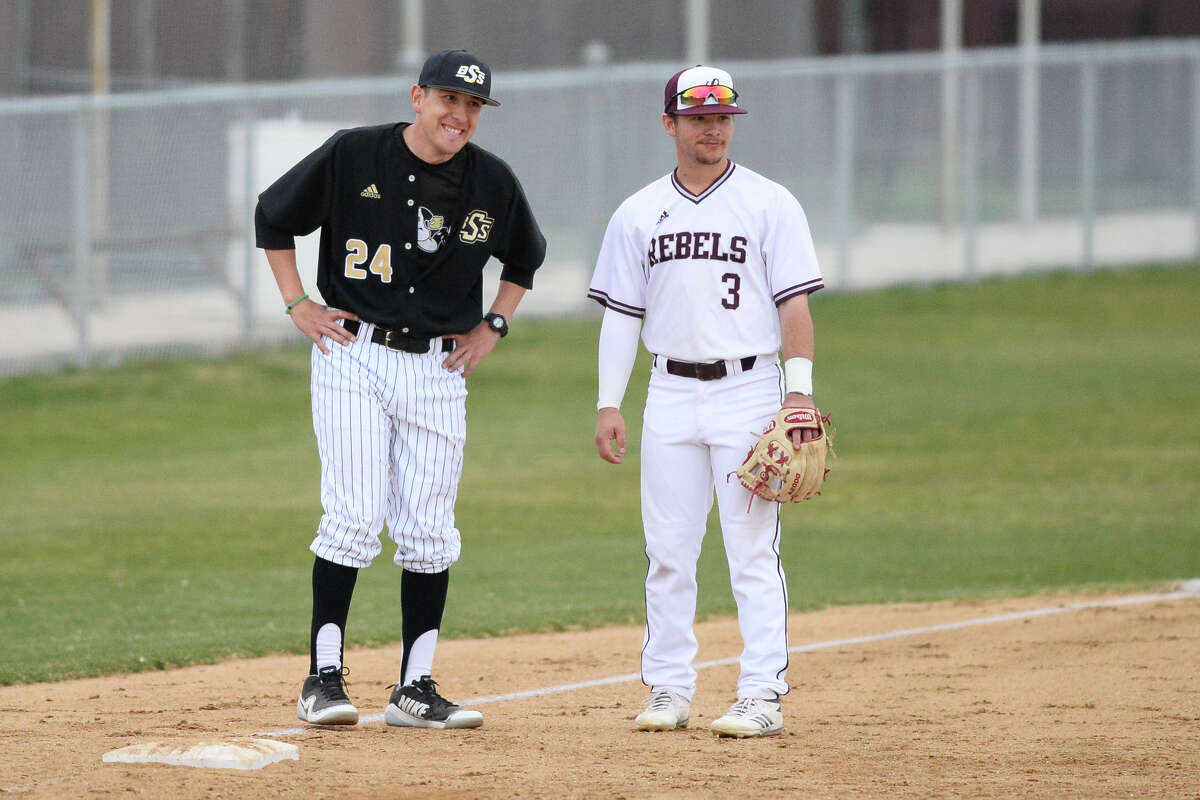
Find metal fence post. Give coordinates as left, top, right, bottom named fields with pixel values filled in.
left=833, top=72, right=857, bottom=287
left=1192, top=53, right=1200, bottom=258
left=1080, top=57, right=1098, bottom=269
left=241, top=98, right=256, bottom=340
left=1017, top=0, right=1041, bottom=225
left=685, top=0, right=709, bottom=64
left=71, top=106, right=93, bottom=367
left=582, top=86, right=608, bottom=274
left=940, top=5, right=961, bottom=231
left=962, top=67, right=981, bottom=277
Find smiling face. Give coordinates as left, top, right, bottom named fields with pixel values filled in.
left=663, top=112, right=735, bottom=169
left=406, top=86, right=484, bottom=163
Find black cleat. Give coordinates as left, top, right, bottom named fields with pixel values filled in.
left=384, top=675, right=483, bottom=729
left=296, top=665, right=358, bottom=725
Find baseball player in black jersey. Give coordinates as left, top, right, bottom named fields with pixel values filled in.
left=255, top=50, right=546, bottom=729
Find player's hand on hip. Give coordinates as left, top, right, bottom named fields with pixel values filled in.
left=442, top=321, right=500, bottom=377
left=595, top=407, right=627, bottom=464
left=290, top=299, right=359, bottom=355
left=784, top=392, right=819, bottom=447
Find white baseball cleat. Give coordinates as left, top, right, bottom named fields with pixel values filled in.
left=709, top=697, right=784, bottom=738
left=635, top=688, right=691, bottom=731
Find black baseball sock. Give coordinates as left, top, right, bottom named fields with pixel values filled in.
left=310, top=556, right=359, bottom=675
left=400, top=568, right=450, bottom=684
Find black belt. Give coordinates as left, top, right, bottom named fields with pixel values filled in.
left=343, top=319, right=454, bottom=354
left=664, top=356, right=757, bottom=381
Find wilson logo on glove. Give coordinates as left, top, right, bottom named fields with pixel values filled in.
left=783, top=409, right=818, bottom=425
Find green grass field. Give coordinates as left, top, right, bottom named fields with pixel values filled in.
left=2, top=264, right=1198, bottom=685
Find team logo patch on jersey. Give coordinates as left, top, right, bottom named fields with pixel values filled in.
left=417, top=206, right=450, bottom=253
left=459, top=210, right=494, bottom=244
left=360, top=183, right=381, bottom=199
left=656, top=210, right=670, bottom=225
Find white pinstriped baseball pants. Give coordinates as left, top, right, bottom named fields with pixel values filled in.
left=639, top=359, right=790, bottom=701
left=309, top=323, right=467, bottom=573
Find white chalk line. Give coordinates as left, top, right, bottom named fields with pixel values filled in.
left=258, top=587, right=1197, bottom=738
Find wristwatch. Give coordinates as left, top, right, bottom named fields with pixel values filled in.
left=483, top=312, right=509, bottom=338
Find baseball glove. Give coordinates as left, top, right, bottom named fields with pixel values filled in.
left=735, top=407, right=834, bottom=506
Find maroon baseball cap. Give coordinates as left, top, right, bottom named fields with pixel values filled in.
left=663, top=65, right=748, bottom=116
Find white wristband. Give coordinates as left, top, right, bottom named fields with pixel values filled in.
left=784, top=357, right=813, bottom=396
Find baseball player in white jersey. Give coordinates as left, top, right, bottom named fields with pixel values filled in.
left=589, top=65, right=824, bottom=738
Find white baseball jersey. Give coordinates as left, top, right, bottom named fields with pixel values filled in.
left=587, top=161, right=822, bottom=362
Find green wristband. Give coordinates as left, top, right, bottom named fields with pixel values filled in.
left=285, top=293, right=309, bottom=315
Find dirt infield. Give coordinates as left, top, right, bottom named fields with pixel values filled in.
left=2, top=590, right=1197, bottom=799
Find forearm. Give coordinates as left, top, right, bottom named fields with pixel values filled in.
left=778, top=293, right=814, bottom=362
left=778, top=293, right=816, bottom=400
left=489, top=279, right=527, bottom=320
left=264, top=248, right=307, bottom=307
left=261, top=246, right=357, bottom=354
left=597, top=308, right=641, bottom=410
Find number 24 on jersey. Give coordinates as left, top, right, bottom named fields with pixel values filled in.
left=344, top=239, right=392, bottom=283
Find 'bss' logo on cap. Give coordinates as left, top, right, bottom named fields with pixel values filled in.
left=455, top=65, right=487, bottom=85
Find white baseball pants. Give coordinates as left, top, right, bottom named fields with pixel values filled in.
left=639, top=357, right=790, bottom=701
left=309, top=324, right=467, bottom=573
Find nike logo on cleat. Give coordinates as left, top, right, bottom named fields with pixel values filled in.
left=396, top=696, right=431, bottom=717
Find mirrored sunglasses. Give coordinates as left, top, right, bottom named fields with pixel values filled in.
left=675, top=84, right=738, bottom=107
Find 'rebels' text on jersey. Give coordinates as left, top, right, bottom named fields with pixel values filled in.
left=257, top=123, right=545, bottom=336
left=647, top=231, right=747, bottom=266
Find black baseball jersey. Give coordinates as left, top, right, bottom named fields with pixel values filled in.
left=256, top=122, right=546, bottom=336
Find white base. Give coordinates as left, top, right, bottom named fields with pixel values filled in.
left=102, top=738, right=298, bottom=771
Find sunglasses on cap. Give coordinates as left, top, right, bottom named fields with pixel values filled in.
left=673, top=84, right=739, bottom=107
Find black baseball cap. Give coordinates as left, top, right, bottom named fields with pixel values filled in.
left=418, top=49, right=500, bottom=107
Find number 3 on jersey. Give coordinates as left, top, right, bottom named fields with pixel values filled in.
left=721, top=272, right=741, bottom=309
left=344, top=239, right=393, bottom=283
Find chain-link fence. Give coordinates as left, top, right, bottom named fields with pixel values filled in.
left=1, top=39, right=1198, bottom=375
